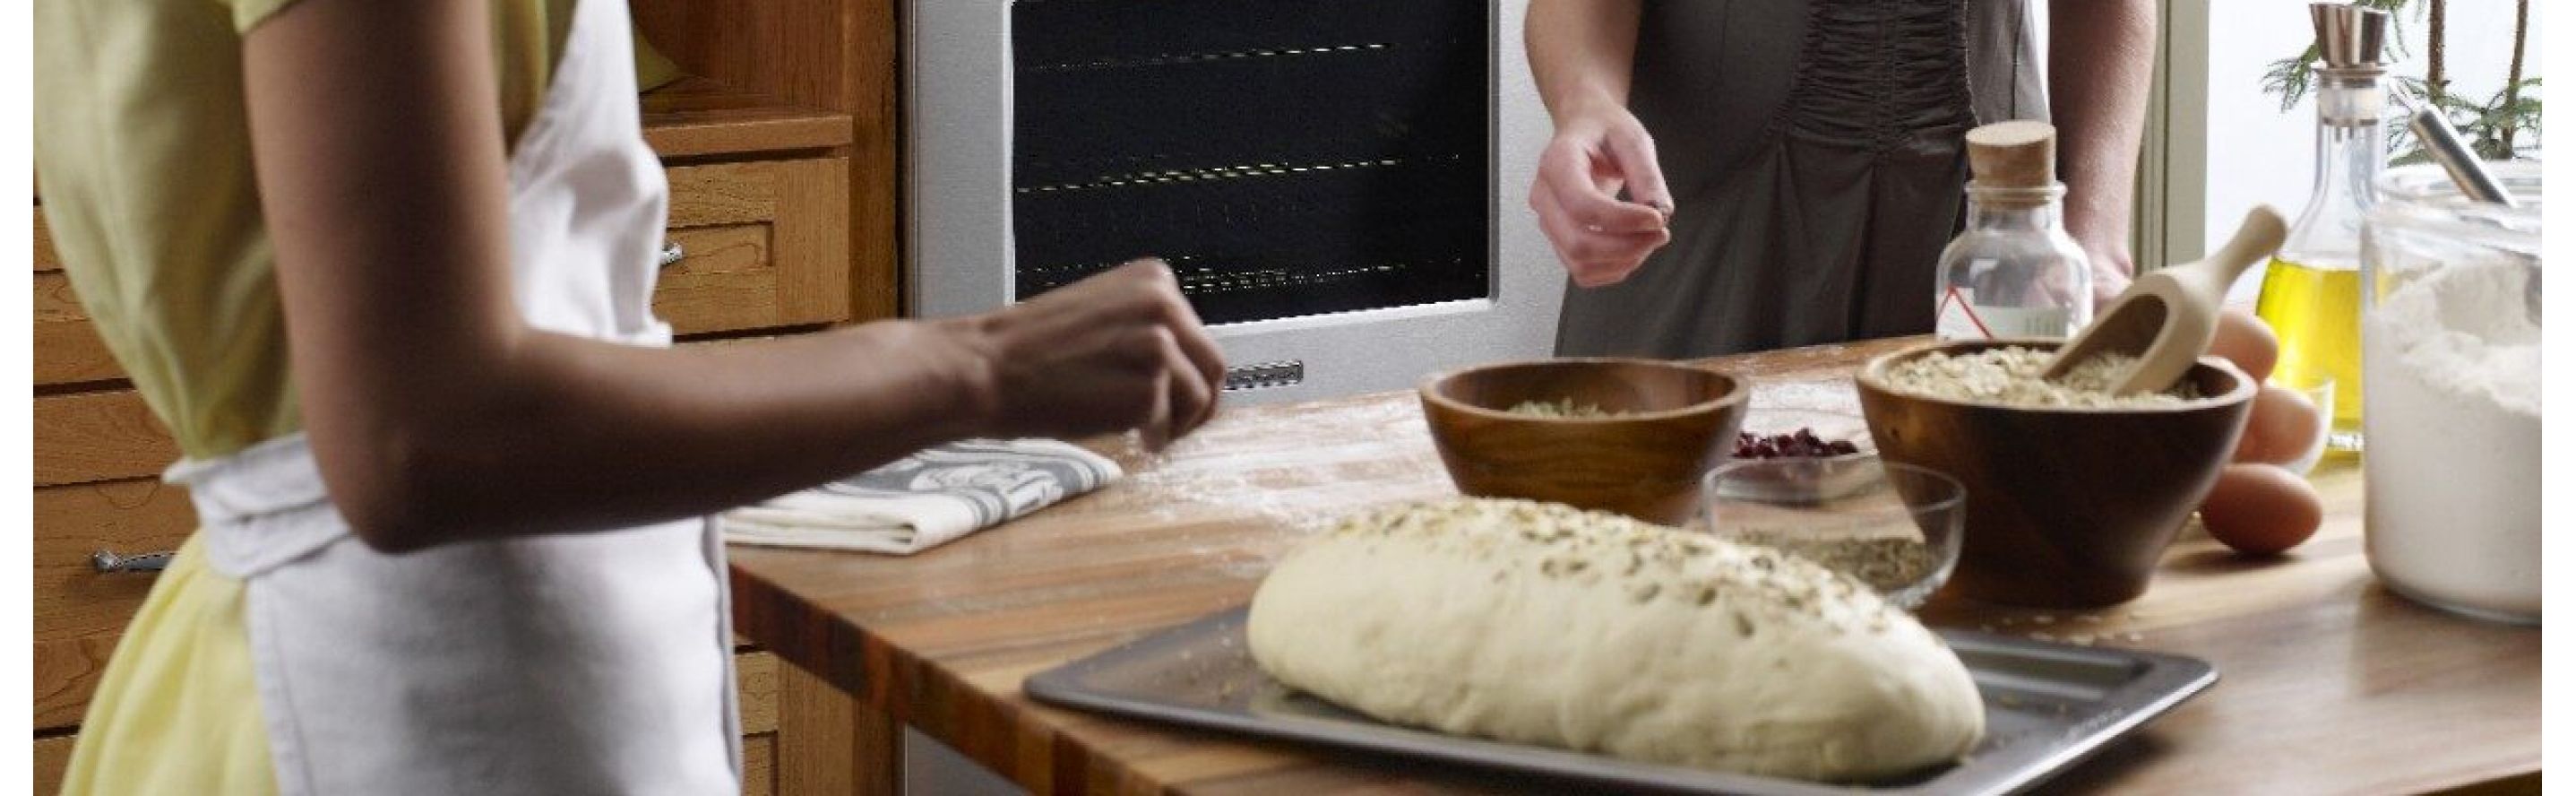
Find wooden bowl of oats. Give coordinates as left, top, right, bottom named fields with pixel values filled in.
left=1419, top=359, right=1750, bottom=525
left=1855, top=339, right=2256, bottom=609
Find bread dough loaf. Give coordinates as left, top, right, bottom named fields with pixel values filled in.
left=1245, top=497, right=1984, bottom=782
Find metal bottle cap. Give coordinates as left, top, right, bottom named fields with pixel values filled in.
left=2312, top=3, right=2391, bottom=68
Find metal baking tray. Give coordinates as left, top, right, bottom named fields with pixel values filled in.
left=1026, top=607, right=2214, bottom=795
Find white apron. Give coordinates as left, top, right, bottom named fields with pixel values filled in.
left=165, top=0, right=739, bottom=792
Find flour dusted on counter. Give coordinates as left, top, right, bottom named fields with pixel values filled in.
left=1099, top=399, right=1455, bottom=580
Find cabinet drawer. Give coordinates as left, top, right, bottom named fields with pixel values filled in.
left=34, top=204, right=60, bottom=272
left=34, top=734, right=73, bottom=795
left=656, top=157, right=851, bottom=337
left=32, top=209, right=122, bottom=387
left=33, top=391, right=175, bottom=488
left=742, top=731, right=778, bottom=796
left=30, top=158, right=853, bottom=387
left=34, top=271, right=123, bottom=386
left=33, top=480, right=197, bottom=730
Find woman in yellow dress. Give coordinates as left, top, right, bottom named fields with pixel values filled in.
left=34, top=0, right=1224, bottom=792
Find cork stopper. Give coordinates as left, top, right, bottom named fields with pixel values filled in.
left=1966, top=121, right=2057, bottom=191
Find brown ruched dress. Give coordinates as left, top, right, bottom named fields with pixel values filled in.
left=1555, top=0, right=2048, bottom=358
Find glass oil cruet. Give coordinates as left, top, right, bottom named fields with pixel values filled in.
left=2254, top=2, right=2390, bottom=452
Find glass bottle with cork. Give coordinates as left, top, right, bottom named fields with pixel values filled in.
left=1934, top=121, right=2093, bottom=341
left=2255, top=3, right=2390, bottom=452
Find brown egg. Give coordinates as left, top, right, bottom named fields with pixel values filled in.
left=2233, top=385, right=2324, bottom=465
left=2209, top=310, right=2280, bottom=384
left=2199, top=463, right=2324, bottom=556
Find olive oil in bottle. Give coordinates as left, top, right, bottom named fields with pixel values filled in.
left=2253, top=255, right=2363, bottom=441
left=2253, top=3, right=2387, bottom=452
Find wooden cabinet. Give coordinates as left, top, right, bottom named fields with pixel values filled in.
left=660, top=158, right=855, bottom=336
left=31, top=212, right=117, bottom=387
left=633, top=0, right=900, bottom=324
left=29, top=0, right=896, bottom=791
left=32, top=480, right=193, bottom=730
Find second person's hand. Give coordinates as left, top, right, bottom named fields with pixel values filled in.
left=1530, top=100, right=1675, bottom=288
left=950, top=259, right=1228, bottom=452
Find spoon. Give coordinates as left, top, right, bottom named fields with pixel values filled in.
left=2388, top=86, right=2535, bottom=321
left=2044, top=205, right=2289, bottom=395
left=2391, top=86, right=2519, bottom=208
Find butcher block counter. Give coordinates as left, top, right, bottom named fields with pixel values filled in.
left=728, top=337, right=2540, bottom=795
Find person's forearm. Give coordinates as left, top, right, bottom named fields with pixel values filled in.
left=2050, top=0, right=2158, bottom=280
left=396, top=319, right=989, bottom=543
left=1527, top=0, right=1644, bottom=122
left=329, top=318, right=1000, bottom=548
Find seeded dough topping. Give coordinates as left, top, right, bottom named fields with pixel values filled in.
left=1320, top=498, right=1904, bottom=636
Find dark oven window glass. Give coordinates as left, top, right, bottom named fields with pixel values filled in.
left=1011, top=0, right=1492, bottom=324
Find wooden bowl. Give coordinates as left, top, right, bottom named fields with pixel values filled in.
left=1855, top=340, right=2257, bottom=609
left=1419, top=359, right=1750, bottom=525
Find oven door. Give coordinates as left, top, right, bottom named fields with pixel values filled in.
left=908, top=0, right=1561, bottom=404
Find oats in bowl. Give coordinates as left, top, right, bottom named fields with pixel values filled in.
left=1880, top=347, right=2204, bottom=409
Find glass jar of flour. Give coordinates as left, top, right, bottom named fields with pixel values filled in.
left=2359, top=161, right=2542, bottom=624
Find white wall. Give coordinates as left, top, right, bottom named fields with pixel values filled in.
left=2202, top=0, right=2543, bottom=300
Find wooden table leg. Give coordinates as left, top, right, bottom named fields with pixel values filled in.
left=779, top=664, right=902, bottom=796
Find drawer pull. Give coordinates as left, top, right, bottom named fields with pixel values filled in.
left=91, top=549, right=174, bottom=574
left=658, top=240, right=685, bottom=268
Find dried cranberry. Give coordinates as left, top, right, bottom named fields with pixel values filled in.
left=1732, top=427, right=1860, bottom=459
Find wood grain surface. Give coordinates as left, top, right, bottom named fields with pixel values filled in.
left=728, top=337, right=2541, bottom=795
left=34, top=206, right=60, bottom=272
left=668, top=161, right=789, bottom=229
left=642, top=77, right=854, bottom=160
left=32, top=479, right=198, bottom=731
left=661, top=159, right=851, bottom=337
left=843, top=0, right=899, bottom=323
left=778, top=663, right=901, bottom=796
left=33, top=734, right=73, bottom=795
left=32, top=271, right=121, bottom=386
left=631, top=0, right=858, bottom=162
left=32, top=392, right=177, bottom=488
left=742, top=731, right=779, bottom=796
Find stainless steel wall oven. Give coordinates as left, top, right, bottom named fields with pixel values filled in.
left=909, top=0, right=1561, bottom=403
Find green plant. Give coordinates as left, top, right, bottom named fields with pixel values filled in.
left=2261, top=0, right=2539, bottom=162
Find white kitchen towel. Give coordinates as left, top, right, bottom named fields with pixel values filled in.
left=721, top=438, right=1122, bottom=555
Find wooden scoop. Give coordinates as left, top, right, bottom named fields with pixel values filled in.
left=2045, top=205, right=2289, bottom=395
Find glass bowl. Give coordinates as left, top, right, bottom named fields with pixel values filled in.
left=2271, top=374, right=2334, bottom=476
left=1700, top=460, right=1965, bottom=609
left=1722, top=408, right=1881, bottom=502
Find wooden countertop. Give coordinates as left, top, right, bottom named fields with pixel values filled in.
left=728, top=337, right=2540, bottom=794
